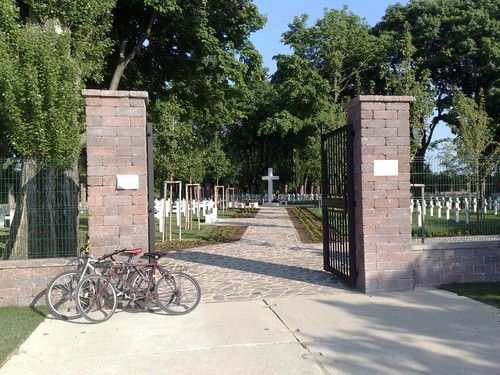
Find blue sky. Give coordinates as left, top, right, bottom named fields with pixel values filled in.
left=250, top=0, right=409, bottom=74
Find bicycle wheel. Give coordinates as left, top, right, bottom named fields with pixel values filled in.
left=45, top=271, right=82, bottom=320
left=76, top=275, right=117, bottom=323
left=129, top=268, right=156, bottom=310
left=155, top=272, right=201, bottom=315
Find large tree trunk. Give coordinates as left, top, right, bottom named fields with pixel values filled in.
left=3, top=160, right=79, bottom=260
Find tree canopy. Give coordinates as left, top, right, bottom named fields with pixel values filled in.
left=104, top=0, right=266, bottom=130
left=0, top=0, right=498, bottom=195
left=373, top=0, right=500, bottom=156
left=249, top=7, right=382, bottom=191
left=0, top=0, right=114, bottom=162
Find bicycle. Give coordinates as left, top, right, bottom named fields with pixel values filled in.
left=45, top=237, right=142, bottom=320
left=75, top=252, right=201, bottom=323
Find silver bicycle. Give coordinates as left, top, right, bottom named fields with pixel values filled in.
left=45, top=237, right=142, bottom=320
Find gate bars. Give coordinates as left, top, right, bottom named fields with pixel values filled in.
left=321, top=123, right=356, bottom=283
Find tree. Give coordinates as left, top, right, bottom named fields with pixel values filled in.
left=224, top=79, right=276, bottom=193
left=103, top=0, right=266, bottom=135
left=451, top=88, right=498, bottom=204
left=451, top=88, right=497, bottom=164
left=0, top=0, right=115, bottom=258
left=430, top=89, right=498, bottom=220
left=202, top=135, right=232, bottom=186
left=102, top=0, right=267, bottom=194
left=378, top=22, right=435, bottom=159
left=257, top=7, right=381, bottom=192
left=152, top=99, right=204, bottom=186
left=374, top=0, right=500, bottom=156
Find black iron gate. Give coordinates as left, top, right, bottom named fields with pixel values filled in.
left=321, top=123, right=356, bottom=283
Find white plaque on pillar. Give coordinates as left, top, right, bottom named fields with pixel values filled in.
left=374, top=160, right=398, bottom=176
left=116, top=175, right=139, bottom=190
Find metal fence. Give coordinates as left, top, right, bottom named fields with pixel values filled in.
left=411, top=156, right=500, bottom=241
left=0, top=158, right=87, bottom=260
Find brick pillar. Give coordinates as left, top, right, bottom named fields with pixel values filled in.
left=82, top=90, right=149, bottom=256
left=346, top=95, right=414, bottom=292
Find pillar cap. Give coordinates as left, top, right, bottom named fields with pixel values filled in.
left=345, top=95, right=414, bottom=108
left=82, top=89, right=149, bottom=105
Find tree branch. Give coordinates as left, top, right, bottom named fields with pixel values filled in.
left=109, top=12, right=157, bottom=90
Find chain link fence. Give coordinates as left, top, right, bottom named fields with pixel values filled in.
left=0, top=158, right=87, bottom=260
left=411, top=156, right=500, bottom=241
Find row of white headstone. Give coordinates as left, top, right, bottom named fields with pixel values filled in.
left=154, top=198, right=217, bottom=231
left=227, top=201, right=259, bottom=209
left=411, top=196, right=499, bottom=226
left=226, top=193, right=321, bottom=203
left=228, top=194, right=264, bottom=202
left=277, top=193, right=321, bottom=202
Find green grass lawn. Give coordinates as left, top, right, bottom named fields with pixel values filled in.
left=0, top=306, right=49, bottom=367
left=439, top=282, right=500, bottom=309
left=307, top=207, right=322, bottom=219
left=412, top=211, right=500, bottom=237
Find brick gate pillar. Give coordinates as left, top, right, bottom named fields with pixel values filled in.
left=82, top=90, right=149, bottom=256
left=346, top=96, right=414, bottom=292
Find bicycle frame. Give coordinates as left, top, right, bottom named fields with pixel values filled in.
left=76, top=254, right=200, bottom=322
left=95, top=262, right=170, bottom=303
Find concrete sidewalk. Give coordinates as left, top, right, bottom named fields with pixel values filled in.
left=1, top=207, right=499, bottom=374
left=1, top=290, right=499, bottom=375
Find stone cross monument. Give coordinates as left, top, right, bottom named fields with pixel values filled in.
left=262, top=168, right=279, bottom=203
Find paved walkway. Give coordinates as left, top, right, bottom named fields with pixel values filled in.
left=161, top=206, right=349, bottom=302
left=1, top=207, right=499, bottom=375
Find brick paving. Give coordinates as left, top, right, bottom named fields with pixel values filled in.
left=160, top=206, right=351, bottom=303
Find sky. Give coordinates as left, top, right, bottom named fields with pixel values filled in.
left=250, top=0, right=453, bottom=141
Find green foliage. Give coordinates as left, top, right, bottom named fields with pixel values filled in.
left=205, top=225, right=246, bottom=243
left=374, top=0, right=500, bottom=154
left=154, top=222, right=247, bottom=252
left=0, top=21, right=82, bottom=163
left=151, top=98, right=235, bottom=187
left=294, top=134, right=322, bottom=190
left=107, top=0, right=266, bottom=131
left=255, top=7, right=380, bottom=192
left=379, top=22, right=435, bottom=158
left=451, top=88, right=496, bottom=162
left=233, top=207, right=259, bottom=218
left=202, top=136, right=233, bottom=185
left=284, top=7, right=380, bottom=102
left=24, top=0, right=115, bottom=84
left=107, top=1, right=267, bottom=189
left=0, top=0, right=115, bottom=161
